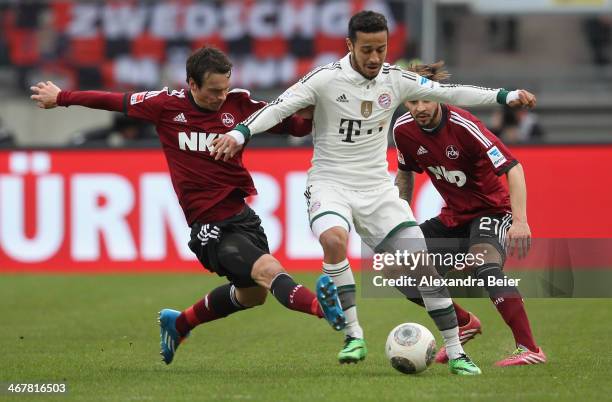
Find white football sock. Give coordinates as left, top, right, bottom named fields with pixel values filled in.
left=323, top=259, right=364, bottom=339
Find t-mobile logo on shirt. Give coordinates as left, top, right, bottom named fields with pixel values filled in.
left=178, top=132, right=219, bottom=152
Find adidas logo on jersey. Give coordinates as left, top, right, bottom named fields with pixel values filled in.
left=173, top=113, right=187, bottom=123
left=336, top=94, right=349, bottom=103
left=417, top=146, right=428, bottom=155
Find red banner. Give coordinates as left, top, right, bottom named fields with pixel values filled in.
left=1, top=146, right=611, bottom=272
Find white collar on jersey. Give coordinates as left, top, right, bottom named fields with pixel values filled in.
left=340, top=53, right=385, bottom=86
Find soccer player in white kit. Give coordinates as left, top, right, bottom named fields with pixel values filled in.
left=213, top=11, right=536, bottom=375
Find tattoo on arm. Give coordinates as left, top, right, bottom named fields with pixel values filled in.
left=395, top=170, right=414, bottom=205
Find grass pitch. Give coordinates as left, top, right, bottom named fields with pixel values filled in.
left=1, top=273, right=611, bottom=402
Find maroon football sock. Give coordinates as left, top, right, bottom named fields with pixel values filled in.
left=477, top=263, right=539, bottom=352
left=270, top=273, right=324, bottom=318
left=175, top=283, right=246, bottom=336
left=492, top=296, right=538, bottom=352
left=452, top=301, right=472, bottom=327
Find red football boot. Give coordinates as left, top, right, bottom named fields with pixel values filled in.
left=495, top=346, right=547, bottom=367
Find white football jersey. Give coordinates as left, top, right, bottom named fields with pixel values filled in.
left=241, top=54, right=503, bottom=189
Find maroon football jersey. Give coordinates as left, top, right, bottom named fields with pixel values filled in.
left=393, top=104, right=518, bottom=227
left=125, top=88, right=298, bottom=224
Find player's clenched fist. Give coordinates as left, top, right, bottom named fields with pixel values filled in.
left=30, top=81, right=62, bottom=109
left=211, top=131, right=244, bottom=161
left=507, top=89, right=536, bottom=109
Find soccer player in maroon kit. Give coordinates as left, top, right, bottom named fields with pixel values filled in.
left=30, top=47, right=346, bottom=365
left=393, top=62, right=546, bottom=367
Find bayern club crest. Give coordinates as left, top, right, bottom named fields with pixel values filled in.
left=221, top=113, right=235, bottom=127
left=446, top=145, right=459, bottom=159
left=378, top=93, right=392, bottom=109
left=309, top=201, right=321, bottom=214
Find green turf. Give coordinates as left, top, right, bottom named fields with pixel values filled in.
left=1, top=274, right=611, bottom=402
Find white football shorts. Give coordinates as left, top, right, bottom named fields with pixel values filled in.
left=305, top=181, right=418, bottom=250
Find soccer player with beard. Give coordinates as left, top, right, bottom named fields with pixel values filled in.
left=393, top=62, right=546, bottom=367
left=30, top=47, right=346, bottom=365
left=212, top=10, right=536, bottom=374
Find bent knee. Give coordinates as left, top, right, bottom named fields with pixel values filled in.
left=251, top=254, right=284, bottom=285
left=319, top=227, right=348, bottom=257
left=469, top=243, right=503, bottom=266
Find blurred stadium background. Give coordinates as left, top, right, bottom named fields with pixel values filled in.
left=1, top=2, right=612, bottom=400
left=0, top=0, right=611, bottom=147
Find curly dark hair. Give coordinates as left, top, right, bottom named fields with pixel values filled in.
left=348, top=10, right=388, bottom=43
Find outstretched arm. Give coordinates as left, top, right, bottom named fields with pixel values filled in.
left=31, top=81, right=125, bottom=112
left=397, top=69, right=536, bottom=108
left=211, top=73, right=319, bottom=161
left=505, top=163, right=531, bottom=258
left=268, top=106, right=314, bottom=137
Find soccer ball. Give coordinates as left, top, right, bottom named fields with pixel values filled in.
left=385, top=323, right=437, bottom=374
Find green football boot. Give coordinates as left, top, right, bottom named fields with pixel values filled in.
left=449, top=353, right=482, bottom=375
left=338, top=336, right=367, bottom=364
